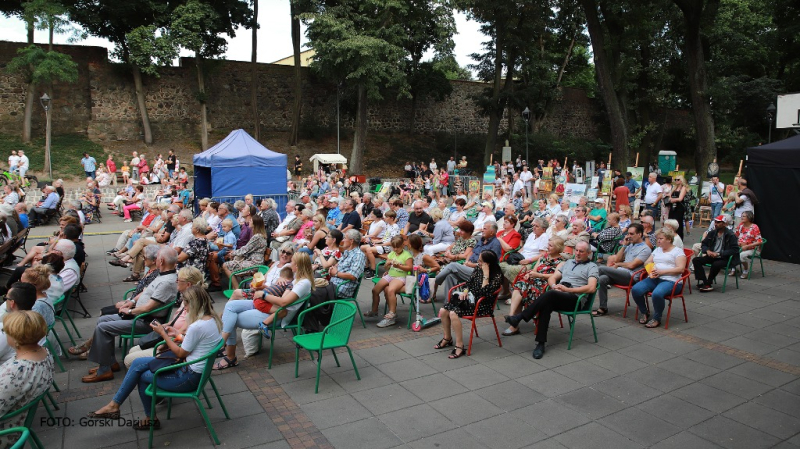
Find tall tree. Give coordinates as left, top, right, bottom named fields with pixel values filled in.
left=251, top=0, right=259, bottom=140
left=171, top=0, right=252, bottom=150
left=672, top=0, right=719, bottom=185
left=304, top=0, right=410, bottom=174
left=65, top=0, right=176, bottom=144
left=288, top=0, right=302, bottom=146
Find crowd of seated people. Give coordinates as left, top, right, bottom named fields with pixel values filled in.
left=0, top=164, right=770, bottom=446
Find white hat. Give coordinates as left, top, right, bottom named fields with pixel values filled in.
left=594, top=198, right=604, bottom=203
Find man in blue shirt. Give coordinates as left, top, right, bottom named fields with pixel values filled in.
left=433, top=222, right=502, bottom=300
left=81, top=153, right=97, bottom=179
left=326, top=197, right=342, bottom=230
left=14, top=203, right=28, bottom=229
left=29, top=185, right=60, bottom=227
left=624, top=172, right=640, bottom=204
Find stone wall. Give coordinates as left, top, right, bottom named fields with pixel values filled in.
left=1, top=41, right=682, bottom=145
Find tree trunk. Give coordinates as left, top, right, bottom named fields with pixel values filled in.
left=674, top=0, right=718, bottom=186
left=289, top=2, right=302, bottom=146
left=484, top=30, right=504, bottom=167
left=579, top=0, right=629, bottom=169
left=131, top=66, right=153, bottom=145
left=22, top=85, right=34, bottom=143
left=409, top=91, right=417, bottom=134
left=251, top=0, right=259, bottom=140
left=22, top=18, right=34, bottom=143
left=350, top=83, right=367, bottom=174
left=196, top=55, right=208, bottom=150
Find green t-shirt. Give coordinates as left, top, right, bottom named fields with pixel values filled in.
left=387, top=250, right=413, bottom=277
left=589, top=207, right=607, bottom=231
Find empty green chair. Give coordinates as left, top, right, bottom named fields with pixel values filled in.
left=145, top=339, right=229, bottom=448
left=294, top=300, right=360, bottom=393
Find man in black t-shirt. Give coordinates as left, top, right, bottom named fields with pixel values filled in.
left=166, top=150, right=176, bottom=178
left=338, top=199, right=362, bottom=232
left=405, top=201, right=432, bottom=235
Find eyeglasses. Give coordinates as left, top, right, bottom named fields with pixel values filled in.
left=281, top=250, right=293, bottom=256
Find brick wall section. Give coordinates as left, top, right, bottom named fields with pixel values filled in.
left=1, top=41, right=685, bottom=144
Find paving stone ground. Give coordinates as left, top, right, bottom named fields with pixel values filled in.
left=24, top=219, right=800, bottom=448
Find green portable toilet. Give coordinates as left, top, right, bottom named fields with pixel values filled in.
left=658, top=150, right=677, bottom=174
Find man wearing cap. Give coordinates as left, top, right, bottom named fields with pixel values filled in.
left=624, top=172, right=640, bottom=204
left=472, top=201, right=497, bottom=238
left=326, top=197, right=342, bottom=229
left=587, top=198, right=608, bottom=232
left=693, top=215, right=740, bottom=292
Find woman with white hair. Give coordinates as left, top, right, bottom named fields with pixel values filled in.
left=662, top=219, right=684, bottom=249
left=53, top=238, right=80, bottom=291
left=177, top=217, right=210, bottom=272
left=422, top=208, right=456, bottom=256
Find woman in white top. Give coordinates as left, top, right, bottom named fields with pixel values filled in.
left=630, top=228, right=686, bottom=329
left=215, top=252, right=313, bottom=369
left=365, top=209, right=386, bottom=240
left=662, top=219, right=684, bottom=249
left=448, top=198, right=467, bottom=227
left=546, top=194, right=561, bottom=217
left=87, top=286, right=222, bottom=430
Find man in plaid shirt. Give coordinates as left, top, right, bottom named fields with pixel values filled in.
left=329, top=229, right=367, bottom=298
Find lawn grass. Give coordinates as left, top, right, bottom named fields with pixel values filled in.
left=0, top=133, right=104, bottom=181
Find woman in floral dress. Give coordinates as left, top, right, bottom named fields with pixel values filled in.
left=502, top=236, right=566, bottom=336
left=222, top=215, right=268, bottom=289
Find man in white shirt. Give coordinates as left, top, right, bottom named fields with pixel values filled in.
left=17, top=151, right=29, bottom=177
left=8, top=151, right=20, bottom=172
left=446, top=157, right=456, bottom=174
left=171, top=210, right=194, bottom=252
left=643, top=172, right=662, bottom=216
left=472, top=202, right=497, bottom=237
left=430, top=159, right=437, bottom=171
left=499, top=218, right=550, bottom=298
left=707, top=176, right=725, bottom=218
left=519, top=166, right=534, bottom=198
left=512, top=173, right=525, bottom=198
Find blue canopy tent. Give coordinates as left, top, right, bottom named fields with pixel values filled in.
left=193, top=129, right=287, bottom=204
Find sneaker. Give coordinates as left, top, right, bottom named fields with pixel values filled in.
left=376, top=313, right=396, bottom=328
left=699, top=284, right=714, bottom=293
left=123, top=219, right=132, bottom=223
left=363, top=268, right=376, bottom=279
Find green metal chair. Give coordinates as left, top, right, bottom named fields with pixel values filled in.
left=335, top=275, right=366, bottom=328
left=118, top=300, right=177, bottom=355
left=145, top=339, right=229, bottom=448
left=293, top=300, right=361, bottom=393
left=373, top=261, right=435, bottom=328
left=263, top=294, right=312, bottom=369
left=53, top=286, right=80, bottom=345
left=44, top=324, right=65, bottom=373
left=746, top=238, right=767, bottom=279
left=705, top=255, right=739, bottom=293
left=556, top=290, right=599, bottom=350
left=0, top=392, right=47, bottom=449
left=0, top=427, right=31, bottom=449
left=223, top=264, right=270, bottom=299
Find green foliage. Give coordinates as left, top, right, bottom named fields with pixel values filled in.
left=432, top=55, right=473, bottom=81
left=304, top=0, right=411, bottom=101
left=6, top=44, right=78, bottom=84
left=126, top=25, right=177, bottom=77
left=0, top=133, right=103, bottom=179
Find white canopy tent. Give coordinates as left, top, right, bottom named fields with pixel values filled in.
left=309, top=154, right=348, bottom=173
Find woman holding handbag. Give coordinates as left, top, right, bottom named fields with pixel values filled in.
left=86, top=285, right=222, bottom=431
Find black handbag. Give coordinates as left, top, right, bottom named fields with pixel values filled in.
left=147, top=349, right=184, bottom=373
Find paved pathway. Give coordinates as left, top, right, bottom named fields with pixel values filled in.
left=24, top=219, right=800, bottom=449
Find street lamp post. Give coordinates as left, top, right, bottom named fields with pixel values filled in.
left=336, top=82, right=342, bottom=155
left=766, top=103, right=776, bottom=143
left=522, top=107, right=530, bottom=165
left=40, top=93, right=52, bottom=181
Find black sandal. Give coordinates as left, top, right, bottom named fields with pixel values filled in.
left=592, top=308, right=608, bottom=316
left=213, top=356, right=238, bottom=370
left=448, top=346, right=467, bottom=359
left=434, top=337, right=452, bottom=350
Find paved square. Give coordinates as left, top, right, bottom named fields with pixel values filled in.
left=27, top=220, right=800, bottom=448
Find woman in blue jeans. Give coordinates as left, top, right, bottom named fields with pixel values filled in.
left=214, top=252, right=314, bottom=369
left=86, top=286, right=222, bottom=430
left=631, top=228, right=686, bottom=329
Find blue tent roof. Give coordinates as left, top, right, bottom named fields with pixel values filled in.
left=192, top=129, right=287, bottom=199
left=194, top=129, right=287, bottom=168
